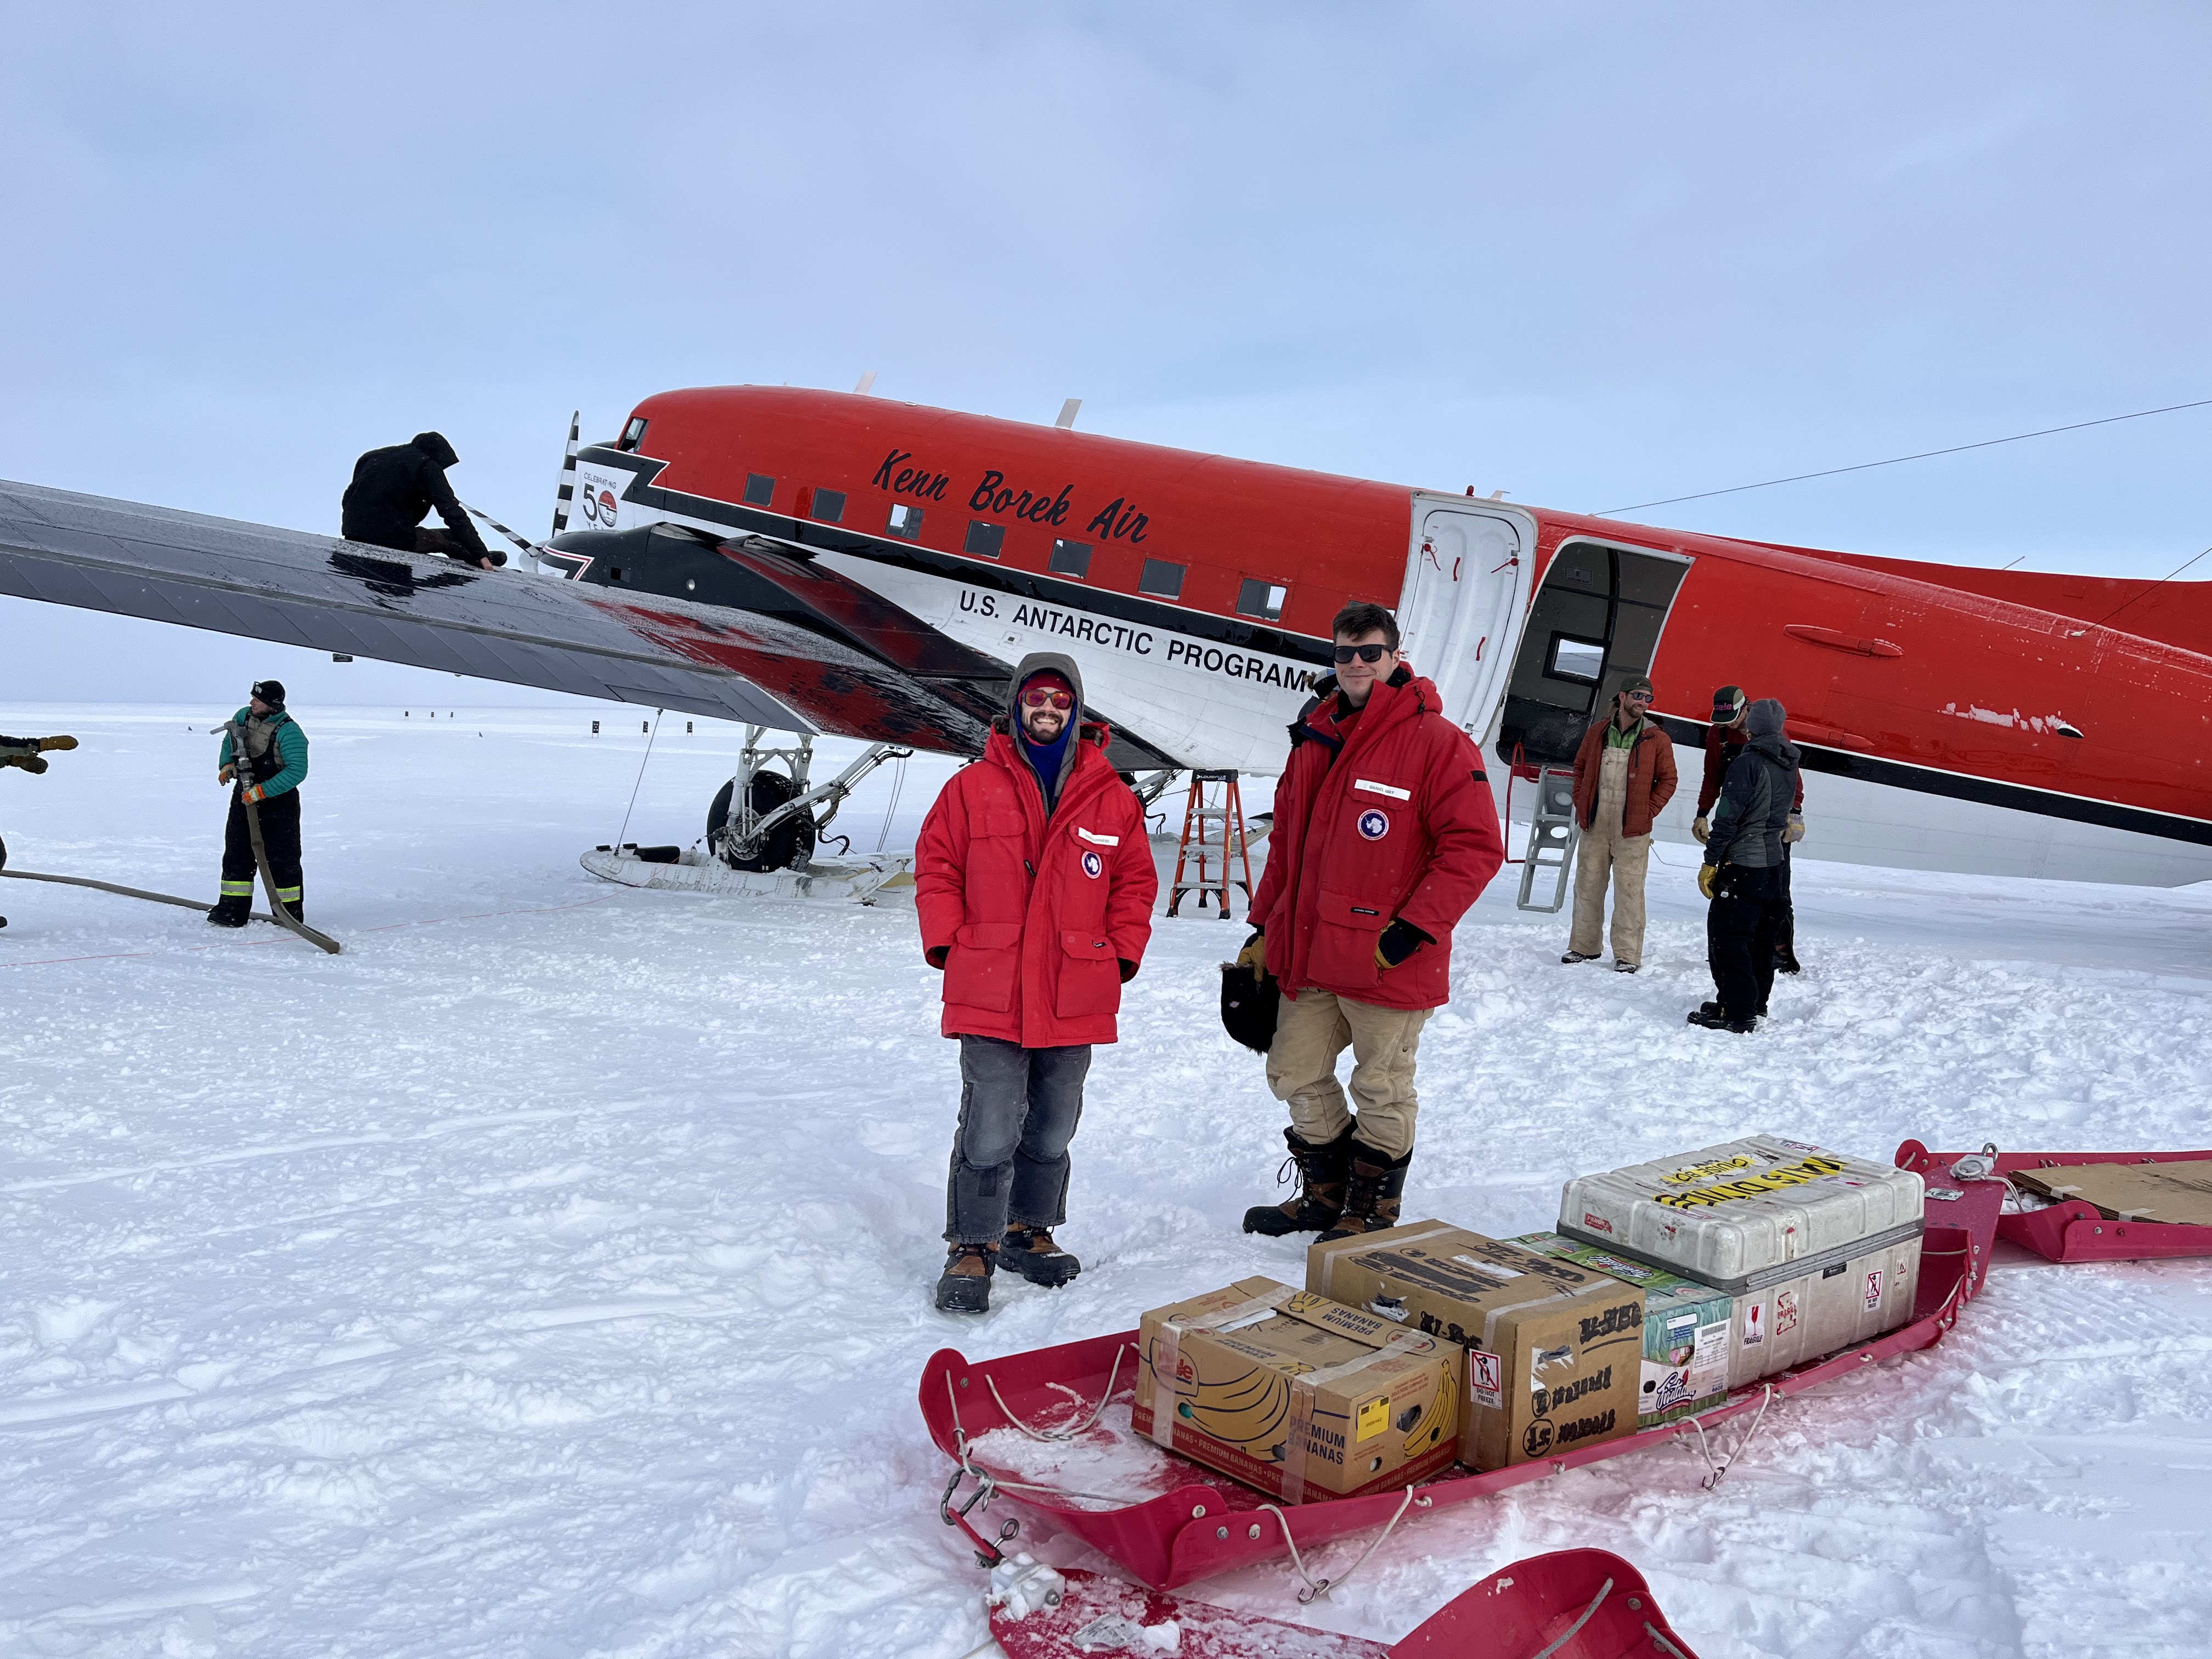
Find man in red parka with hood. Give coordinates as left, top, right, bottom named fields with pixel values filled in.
left=916, top=652, right=1157, bottom=1313
left=1239, top=603, right=1506, bottom=1240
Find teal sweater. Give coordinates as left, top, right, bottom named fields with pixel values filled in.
left=218, top=708, right=309, bottom=797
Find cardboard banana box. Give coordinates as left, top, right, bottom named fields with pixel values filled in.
left=1132, top=1277, right=1460, bottom=1503
left=1307, top=1223, right=1644, bottom=1471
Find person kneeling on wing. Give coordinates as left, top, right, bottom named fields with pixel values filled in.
left=209, top=681, right=309, bottom=928
left=1239, top=603, right=1505, bottom=1242
left=915, top=653, right=1157, bottom=1314
left=0, top=731, right=81, bottom=931
left=1690, top=697, right=1801, bottom=1032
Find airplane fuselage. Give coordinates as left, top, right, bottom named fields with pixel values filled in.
left=550, top=386, right=2212, bottom=887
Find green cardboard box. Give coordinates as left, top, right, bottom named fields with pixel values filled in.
left=1513, top=1232, right=1733, bottom=1428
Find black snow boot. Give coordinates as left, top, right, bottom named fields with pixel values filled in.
left=1686, top=1005, right=1756, bottom=1034
left=1001, top=1225, right=1081, bottom=1287
left=206, top=895, right=251, bottom=928
left=934, top=1243, right=995, bottom=1314
left=1243, top=1125, right=1357, bottom=1237
left=1317, top=1144, right=1414, bottom=1242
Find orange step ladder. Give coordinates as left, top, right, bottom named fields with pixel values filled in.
left=1166, top=770, right=1254, bottom=918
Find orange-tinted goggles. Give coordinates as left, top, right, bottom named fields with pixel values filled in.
left=1020, top=686, right=1075, bottom=711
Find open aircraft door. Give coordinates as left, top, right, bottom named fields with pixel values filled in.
left=1394, top=495, right=1533, bottom=747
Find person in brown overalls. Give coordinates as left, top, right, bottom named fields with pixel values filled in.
left=1561, top=675, right=1678, bottom=973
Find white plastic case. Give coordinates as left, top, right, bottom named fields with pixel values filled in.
left=1556, top=1135, right=1926, bottom=1382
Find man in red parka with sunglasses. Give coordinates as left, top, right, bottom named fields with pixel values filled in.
left=1239, top=603, right=1506, bottom=1241
left=916, top=653, right=1157, bottom=1313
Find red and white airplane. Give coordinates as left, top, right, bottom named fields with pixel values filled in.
left=2, top=383, right=2207, bottom=885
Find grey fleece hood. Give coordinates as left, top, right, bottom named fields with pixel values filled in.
left=1003, top=651, right=1092, bottom=803
left=1746, top=697, right=1801, bottom=765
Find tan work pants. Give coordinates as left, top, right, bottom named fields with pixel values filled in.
left=1265, top=988, right=1430, bottom=1159
left=1568, top=744, right=1651, bottom=966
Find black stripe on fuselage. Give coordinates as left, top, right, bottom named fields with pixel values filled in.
left=1648, top=710, right=2212, bottom=849
left=583, top=448, right=1338, bottom=668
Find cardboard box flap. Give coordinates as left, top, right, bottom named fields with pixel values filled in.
left=2012, top=1163, right=2212, bottom=1227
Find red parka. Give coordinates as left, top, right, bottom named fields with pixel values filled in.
left=915, top=723, right=1158, bottom=1047
left=1249, top=668, right=1506, bottom=1011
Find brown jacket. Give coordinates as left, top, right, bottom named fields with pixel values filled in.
left=1571, top=718, right=1679, bottom=838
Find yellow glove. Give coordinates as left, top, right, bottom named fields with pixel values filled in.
left=1691, top=816, right=1709, bottom=844
left=1784, top=815, right=1806, bottom=844
left=37, top=736, right=78, bottom=752
left=218, top=764, right=236, bottom=786
left=1235, top=930, right=1266, bottom=977
left=1698, top=864, right=1719, bottom=900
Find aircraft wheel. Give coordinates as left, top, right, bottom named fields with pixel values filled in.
left=707, top=772, right=818, bottom=872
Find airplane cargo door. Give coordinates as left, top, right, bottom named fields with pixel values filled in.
left=1394, top=497, right=1533, bottom=743
left=1496, top=539, right=1692, bottom=766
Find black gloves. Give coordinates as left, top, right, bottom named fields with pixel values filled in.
left=1119, top=958, right=1138, bottom=984
left=926, top=945, right=949, bottom=969
left=1375, top=918, right=1431, bottom=969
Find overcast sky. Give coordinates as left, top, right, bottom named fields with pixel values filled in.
left=3, top=2, right=2208, bottom=705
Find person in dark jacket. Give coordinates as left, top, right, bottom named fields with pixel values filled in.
left=1, top=731, right=79, bottom=931
left=1695, top=684, right=1804, bottom=972
left=914, top=653, right=1157, bottom=1313
left=1690, top=698, right=1799, bottom=1032
left=1561, top=674, right=1677, bottom=972
left=208, top=681, right=311, bottom=928
left=340, top=432, right=502, bottom=569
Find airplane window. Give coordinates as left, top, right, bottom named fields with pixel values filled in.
left=1049, top=539, right=1092, bottom=579
left=887, top=503, right=924, bottom=540
left=1549, top=635, right=1605, bottom=682
left=744, top=473, right=775, bottom=506
left=812, top=489, right=846, bottom=524
left=964, top=520, right=1005, bottom=558
left=1138, top=558, right=1184, bottom=599
left=618, top=417, right=648, bottom=453
left=1235, top=578, right=1287, bottom=620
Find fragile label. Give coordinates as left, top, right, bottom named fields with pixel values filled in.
left=1357, top=1396, right=1390, bottom=1441
left=1864, top=1269, right=1884, bottom=1311
left=1469, top=1350, right=1504, bottom=1409
left=1742, top=1299, right=1767, bottom=1346
left=1581, top=1212, right=1616, bottom=1235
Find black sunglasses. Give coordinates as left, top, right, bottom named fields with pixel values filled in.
left=1332, top=643, right=1393, bottom=664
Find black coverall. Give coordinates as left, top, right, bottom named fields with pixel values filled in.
left=218, top=714, right=306, bottom=921
left=340, top=432, right=497, bottom=564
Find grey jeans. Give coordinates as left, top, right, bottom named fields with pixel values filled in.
left=944, top=1035, right=1092, bottom=1244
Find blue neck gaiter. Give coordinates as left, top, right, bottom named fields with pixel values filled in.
left=1020, top=723, right=1074, bottom=812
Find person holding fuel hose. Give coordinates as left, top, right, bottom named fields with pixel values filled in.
left=1691, top=697, right=1802, bottom=1032
left=1237, top=603, right=1506, bottom=1241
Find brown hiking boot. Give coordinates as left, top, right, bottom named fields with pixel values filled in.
left=1243, top=1125, right=1357, bottom=1237
left=1317, top=1146, right=1413, bottom=1241
left=1001, top=1225, right=1082, bottom=1287
left=934, top=1243, right=995, bottom=1313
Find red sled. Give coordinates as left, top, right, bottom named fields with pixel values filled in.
left=923, top=1170, right=2004, bottom=1626
left=1895, top=1138, right=2212, bottom=1265
left=988, top=1550, right=1696, bottom=1658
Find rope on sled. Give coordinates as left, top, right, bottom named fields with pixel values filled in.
left=1683, top=1383, right=1776, bottom=1489
left=1529, top=1575, right=1614, bottom=1659
left=941, top=1369, right=1149, bottom=1514
left=1258, top=1483, right=1419, bottom=1605
left=984, top=1345, right=1133, bottom=1443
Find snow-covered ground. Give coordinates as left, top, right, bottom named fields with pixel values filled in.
left=2, top=704, right=2209, bottom=1659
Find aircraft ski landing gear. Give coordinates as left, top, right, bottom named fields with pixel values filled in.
left=706, top=729, right=910, bottom=873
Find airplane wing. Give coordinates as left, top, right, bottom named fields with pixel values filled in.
left=0, top=479, right=989, bottom=752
